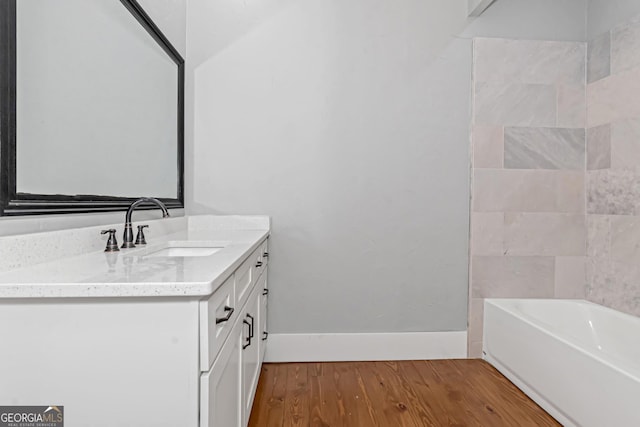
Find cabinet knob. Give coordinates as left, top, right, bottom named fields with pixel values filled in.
left=263, top=252, right=269, bottom=258
left=256, top=261, right=263, bottom=268
left=262, top=331, right=269, bottom=341
left=262, top=288, right=269, bottom=296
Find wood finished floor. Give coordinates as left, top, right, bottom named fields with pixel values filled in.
left=248, top=359, right=560, bottom=427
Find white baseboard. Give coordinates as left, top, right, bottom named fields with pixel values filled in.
left=264, top=331, right=468, bottom=362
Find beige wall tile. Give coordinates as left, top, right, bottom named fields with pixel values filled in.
left=587, top=124, right=611, bottom=170
left=610, top=215, right=640, bottom=264
left=587, top=260, right=640, bottom=317
left=504, top=127, right=585, bottom=170
left=587, top=67, right=640, bottom=128
left=587, top=214, right=611, bottom=258
left=471, top=256, right=555, bottom=298
left=611, top=16, right=640, bottom=74
left=474, top=38, right=585, bottom=85
left=588, top=31, right=611, bottom=84
left=558, top=85, right=587, bottom=129
left=473, top=169, right=584, bottom=213
left=587, top=169, right=640, bottom=215
left=472, top=125, right=503, bottom=168
left=471, top=212, right=504, bottom=256
left=467, top=297, right=484, bottom=345
left=504, top=213, right=586, bottom=256
left=611, top=118, right=640, bottom=169
left=555, top=256, right=587, bottom=298
left=471, top=19, right=640, bottom=321
left=586, top=256, right=608, bottom=297
left=470, top=34, right=619, bottom=317
left=474, top=82, right=557, bottom=127
left=468, top=341, right=484, bottom=359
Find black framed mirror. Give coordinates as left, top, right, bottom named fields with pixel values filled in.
left=0, top=0, right=184, bottom=216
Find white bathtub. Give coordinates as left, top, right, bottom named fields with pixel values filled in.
left=483, top=299, right=640, bottom=427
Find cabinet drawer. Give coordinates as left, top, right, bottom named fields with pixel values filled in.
left=200, top=275, right=236, bottom=372
left=235, top=248, right=259, bottom=309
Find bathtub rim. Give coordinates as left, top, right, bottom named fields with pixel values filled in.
left=483, top=298, right=640, bottom=384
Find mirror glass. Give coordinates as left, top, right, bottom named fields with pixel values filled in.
left=0, top=0, right=184, bottom=215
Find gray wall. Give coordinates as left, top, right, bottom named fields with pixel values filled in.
left=188, top=0, right=472, bottom=334
left=588, top=0, right=640, bottom=39
left=186, top=0, right=588, bottom=334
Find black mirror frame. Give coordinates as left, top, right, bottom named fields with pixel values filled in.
left=0, top=0, right=184, bottom=216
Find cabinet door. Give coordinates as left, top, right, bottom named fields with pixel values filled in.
left=200, top=319, right=242, bottom=427
left=241, top=287, right=262, bottom=425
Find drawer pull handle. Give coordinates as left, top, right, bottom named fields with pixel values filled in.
left=262, top=331, right=269, bottom=341
left=263, top=252, right=269, bottom=258
left=256, top=261, right=263, bottom=268
left=246, top=314, right=255, bottom=338
left=262, top=288, right=269, bottom=296
left=242, top=319, right=252, bottom=349
left=215, top=306, right=234, bottom=324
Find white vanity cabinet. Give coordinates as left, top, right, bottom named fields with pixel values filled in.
left=199, top=242, right=269, bottom=427
left=0, top=234, right=269, bottom=427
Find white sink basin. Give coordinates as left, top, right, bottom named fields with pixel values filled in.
left=146, top=247, right=223, bottom=257
left=144, top=241, right=229, bottom=258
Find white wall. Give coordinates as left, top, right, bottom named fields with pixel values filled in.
left=187, top=0, right=588, bottom=335
left=587, top=0, right=640, bottom=38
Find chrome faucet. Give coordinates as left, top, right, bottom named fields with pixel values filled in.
left=121, top=197, right=170, bottom=249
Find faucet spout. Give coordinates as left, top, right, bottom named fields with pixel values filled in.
left=121, top=197, right=170, bottom=249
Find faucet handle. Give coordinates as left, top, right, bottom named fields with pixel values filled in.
left=101, top=229, right=120, bottom=252
left=135, top=225, right=149, bottom=245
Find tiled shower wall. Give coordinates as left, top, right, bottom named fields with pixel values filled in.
left=586, top=17, right=640, bottom=317
left=468, top=38, right=587, bottom=357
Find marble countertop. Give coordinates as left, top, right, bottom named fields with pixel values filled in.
left=0, top=227, right=269, bottom=298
